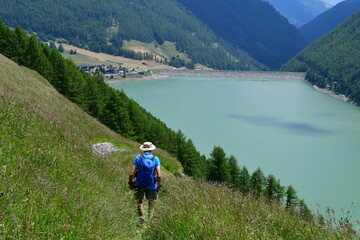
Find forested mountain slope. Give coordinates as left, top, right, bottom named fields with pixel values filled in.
left=0, top=0, right=249, bottom=70
left=282, top=10, right=360, bottom=103
left=0, top=39, right=356, bottom=240
left=300, top=0, right=360, bottom=43
left=0, top=0, right=307, bottom=70
left=265, top=0, right=331, bottom=27
left=176, top=0, right=306, bottom=69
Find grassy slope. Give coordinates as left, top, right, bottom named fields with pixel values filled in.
left=58, top=43, right=173, bottom=70
left=0, top=54, right=355, bottom=239
left=122, top=40, right=186, bottom=60
left=0, top=53, right=179, bottom=239
left=61, top=41, right=210, bottom=70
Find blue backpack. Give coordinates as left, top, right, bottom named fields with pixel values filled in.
left=136, top=154, right=157, bottom=187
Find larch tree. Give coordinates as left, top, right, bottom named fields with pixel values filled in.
left=250, top=167, right=266, bottom=197
left=207, top=146, right=230, bottom=183
left=285, top=185, right=299, bottom=209
left=228, top=155, right=241, bottom=188
left=239, top=166, right=251, bottom=193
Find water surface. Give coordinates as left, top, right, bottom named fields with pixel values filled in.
left=111, top=77, right=360, bottom=223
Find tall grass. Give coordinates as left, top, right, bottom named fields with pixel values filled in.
left=0, top=54, right=357, bottom=239
left=142, top=178, right=356, bottom=239
left=0, top=54, right=178, bottom=239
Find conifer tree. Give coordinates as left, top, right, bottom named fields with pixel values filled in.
left=148, top=121, right=168, bottom=148
left=265, top=174, right=285, bottom=202
left=172, top=130, right=202, bottom=178
left=24, top=35, right=44, bottom=70
left=0, top=21, right=15, bottom=59
left=38, top=45, right=55, bottom=83
left=175, top=130, right=186, bottom=165
left=110, top=89, right=133, bottom=137
left=298, top=199, right=313, bottom=222
left=250, top=167, right=266, bottom=197
left=127, top=99, right=148, bottom=142
left=228, top=155, right=241, bottom=188
left=183, top=139, right=207, bottom=179
left=48, top=49, right=69, bottom=95
left=239, top=166, right=251, bottom=193
left=13, top=26, right=28, bottom=65
left=100, top=89, right=121, bottom=133
left=285, top=185, right=299, bottom=209
left=207, top=146, right=230, bottom=183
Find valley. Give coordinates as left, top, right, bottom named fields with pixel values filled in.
left=1, top=0, right=360, bottom=237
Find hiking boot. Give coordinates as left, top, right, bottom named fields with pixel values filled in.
left=139, top=217, right=145, bottom=224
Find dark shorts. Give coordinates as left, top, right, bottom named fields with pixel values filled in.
left=135, top=187, right=158, bottom=200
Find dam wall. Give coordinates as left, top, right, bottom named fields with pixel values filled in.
left=152, top=69, right=306, bottom=80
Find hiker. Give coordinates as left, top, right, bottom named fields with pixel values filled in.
left=128, top=142, right=162, bottom=223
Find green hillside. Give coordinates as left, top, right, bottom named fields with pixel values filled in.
left=1, top=53, right=357, bottom=239
left=0, top=52, right=180, bottom=238
left=0, top=0, right=309, bottom=70
left=176, top=0, right=306, bottom=69
left=300, top=0, right=360, bottom=43
left=282, top=10, right=360, bottom=103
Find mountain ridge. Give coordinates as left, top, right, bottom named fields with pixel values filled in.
left=176, top=0, right=306, bottom=69
left=282, top=9, right=360, bottom=103
left=265, top=0, right=331, bottom=27
left=0, top=0, right=306, bottom=70
left=300, top=0, right=360, bottom=43
left=0, top=0, right=248, bottom=70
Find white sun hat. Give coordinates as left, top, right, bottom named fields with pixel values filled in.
left=140, top=142, right=156, bottom=151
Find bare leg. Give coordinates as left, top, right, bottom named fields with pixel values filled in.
left=148, top=200, right=154, bottom=219
left=137, top=200, right=144, bottom=217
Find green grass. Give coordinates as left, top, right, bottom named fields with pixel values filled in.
left=0, top=53, right=357, bottom=239
left=0, top=54, right=179, bottom=239
left=61, top=52, right=123, bottom=67
left=123, top=40, right=189, bottom=61
left=143, top=178, right=357, bottom=239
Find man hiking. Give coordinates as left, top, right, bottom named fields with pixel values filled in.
left=128, top=142, right=162, bottom=224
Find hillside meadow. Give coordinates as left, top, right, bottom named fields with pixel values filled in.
left=59, top=43, right=173, bottom=70
left=0, top=53, right=357, bottom=239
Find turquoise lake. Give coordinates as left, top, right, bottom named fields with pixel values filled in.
left=111, top=76, right=360, bottom=223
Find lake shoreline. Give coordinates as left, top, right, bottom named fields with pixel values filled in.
left=305, top=80, right=360, bottom=106
left=107, top=69, right=359, bottom=106
left=106, top=74, right=169, bottom=84
left=152, top=69, right=306, bottom=79
left=107, top=69, right=306, bottom=84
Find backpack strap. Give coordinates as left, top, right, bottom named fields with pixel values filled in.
left=141, top=154, right=155, bottom=161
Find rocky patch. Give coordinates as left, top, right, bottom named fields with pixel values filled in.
left=92, top=142, right=127, bottom=155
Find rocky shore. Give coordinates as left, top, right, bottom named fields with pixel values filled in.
left=307, top=82, right=360, bottom=106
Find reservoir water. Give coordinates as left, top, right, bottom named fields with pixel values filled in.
left=111, top=76, right=360, bottom=223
